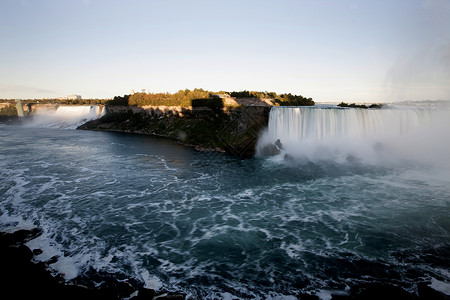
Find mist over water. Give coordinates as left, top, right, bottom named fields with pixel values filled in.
left=258, top=102, right=450, bottom=170
left=1, top=102, right=449, bottom=298
left=25, top=105, right=101, bottom=129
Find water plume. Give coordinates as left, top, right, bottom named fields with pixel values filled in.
left=25, top=105, right=101, bottom=129
left=257, top=102, right=450, bottom=169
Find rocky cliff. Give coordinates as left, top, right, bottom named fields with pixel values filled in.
left=78, top=105, right=271, bottom=158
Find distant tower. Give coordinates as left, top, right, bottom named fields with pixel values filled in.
left=131, top=89, right=135, bottom=95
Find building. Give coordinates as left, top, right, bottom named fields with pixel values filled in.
left=67, top=94, right=82, bottom=100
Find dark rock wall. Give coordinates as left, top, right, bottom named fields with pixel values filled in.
left=78, top=106, right=271, bottom=158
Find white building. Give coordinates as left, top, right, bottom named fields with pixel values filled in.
left=67, top=94, right=82, bottom=100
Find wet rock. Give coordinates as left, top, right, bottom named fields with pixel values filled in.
left=274, top=139, right=283, bottom=149
left=157, top=294, right=186, bottom=300
left=46, top=255, right=59, bottom=264
left=16, top=244, right=33, bottom=261
left=33, top=248, right=43, bottom=255
left=260, top=139, right=283, bottom=156
left=98, top=279, right=135, bottom=299
left=0, top=228, right=42, bottom=246
left=132, top=288, right=156, bottom=299
left=0, top=228, right=140, bottom=300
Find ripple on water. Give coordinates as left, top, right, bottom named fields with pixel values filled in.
left=1, top=125, right=449, bottom=298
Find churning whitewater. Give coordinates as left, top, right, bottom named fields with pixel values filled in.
left=0, top=102, right=449, bottom=299
left=258, top=103, right=450, bottom=167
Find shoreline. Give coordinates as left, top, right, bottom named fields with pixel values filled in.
left=1, top=228, right=448, bottom=300
left=77, top=105, right=271, bottom=158
left=0, top=228, right=185, bottom=299
left=79, top=126, right=228, bottom=154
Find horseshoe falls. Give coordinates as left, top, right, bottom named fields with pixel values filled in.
left=258, top=104, right=450, bottom=168
left=1, top=102, right=449, bottom=299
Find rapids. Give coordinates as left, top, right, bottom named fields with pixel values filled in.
left=0, top=101, right=449, bottom=299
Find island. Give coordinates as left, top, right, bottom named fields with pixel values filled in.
left=78, top=89, right=314, bottom=158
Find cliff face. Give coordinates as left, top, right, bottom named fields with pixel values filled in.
left=78, top=105, right=271, bottom=158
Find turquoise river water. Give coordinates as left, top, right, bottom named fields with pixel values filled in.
left=1, top=103, right=449, bottom=299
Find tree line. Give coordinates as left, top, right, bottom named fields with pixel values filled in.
left=337, top=102, right=383, bottom=109
left=107, top=89, right=315, bottom=107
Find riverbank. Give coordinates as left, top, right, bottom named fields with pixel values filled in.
left=78, top=105, right=271, bottom=158
left=0, top=228, right=185, bottom=300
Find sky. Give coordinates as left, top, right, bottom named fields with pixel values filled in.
left=0, top=0, right=449, bottom=102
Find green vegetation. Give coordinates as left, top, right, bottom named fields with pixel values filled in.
left=230, top=90, right=314, bottom=106
left=337, top=102, right=383, bottom=109
left=0, top=88, right=315, bottom=109
left=106, top=89, right=314, bottom=107
left=128, top=88, right=211, bottom=106
left=107, top=95, right=130, bottom=106
left=107, top=89, right=213, bottom=106
left=230, top=91, right=278, bottom=99
left=274, top=93, right=315, bottom=106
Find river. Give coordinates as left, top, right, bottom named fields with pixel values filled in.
left=0, top=103, right=449, bottom=299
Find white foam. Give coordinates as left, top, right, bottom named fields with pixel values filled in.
left=219, top=292, right=235, bottom=300
left=429, top=278, right=450, bottom=296
left=50, top=256, right=79, bottom=280
left=280, top=242, right=304, bottom=259
left=315, top=289, right=349, bottom=300
left=26, top=234, right=63, bottom=261
left=141, top=270, right=164, bottom=290
left=25, top=105, right=101, bottom=129
left=266, top=294, right=298, bottom=300
left=0, top=213, right=36, bottom=233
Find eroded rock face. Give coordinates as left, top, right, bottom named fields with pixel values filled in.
left=78, top=106, right=271, bottom=158
left=259, top=139, right=283, bottom=156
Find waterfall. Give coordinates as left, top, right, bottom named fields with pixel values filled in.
left=257, top=103, right=450, bottom=166
left=26, top=105, right=101, bottom=129
left=53, top=105, right=100, bottom=119
left=100, top=106, right=107, bottom=117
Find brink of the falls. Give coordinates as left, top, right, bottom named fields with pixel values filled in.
left=257, top=104, right=450, bottom=167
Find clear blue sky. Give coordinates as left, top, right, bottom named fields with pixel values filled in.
left=1, top=0, right=449, bottom=102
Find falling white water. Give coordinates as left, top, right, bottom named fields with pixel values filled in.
left=100, top=106, right=107, bottom=117
left=26, top=105, right=101, bottom=129
left=257, top=103, right=450, bottom=167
